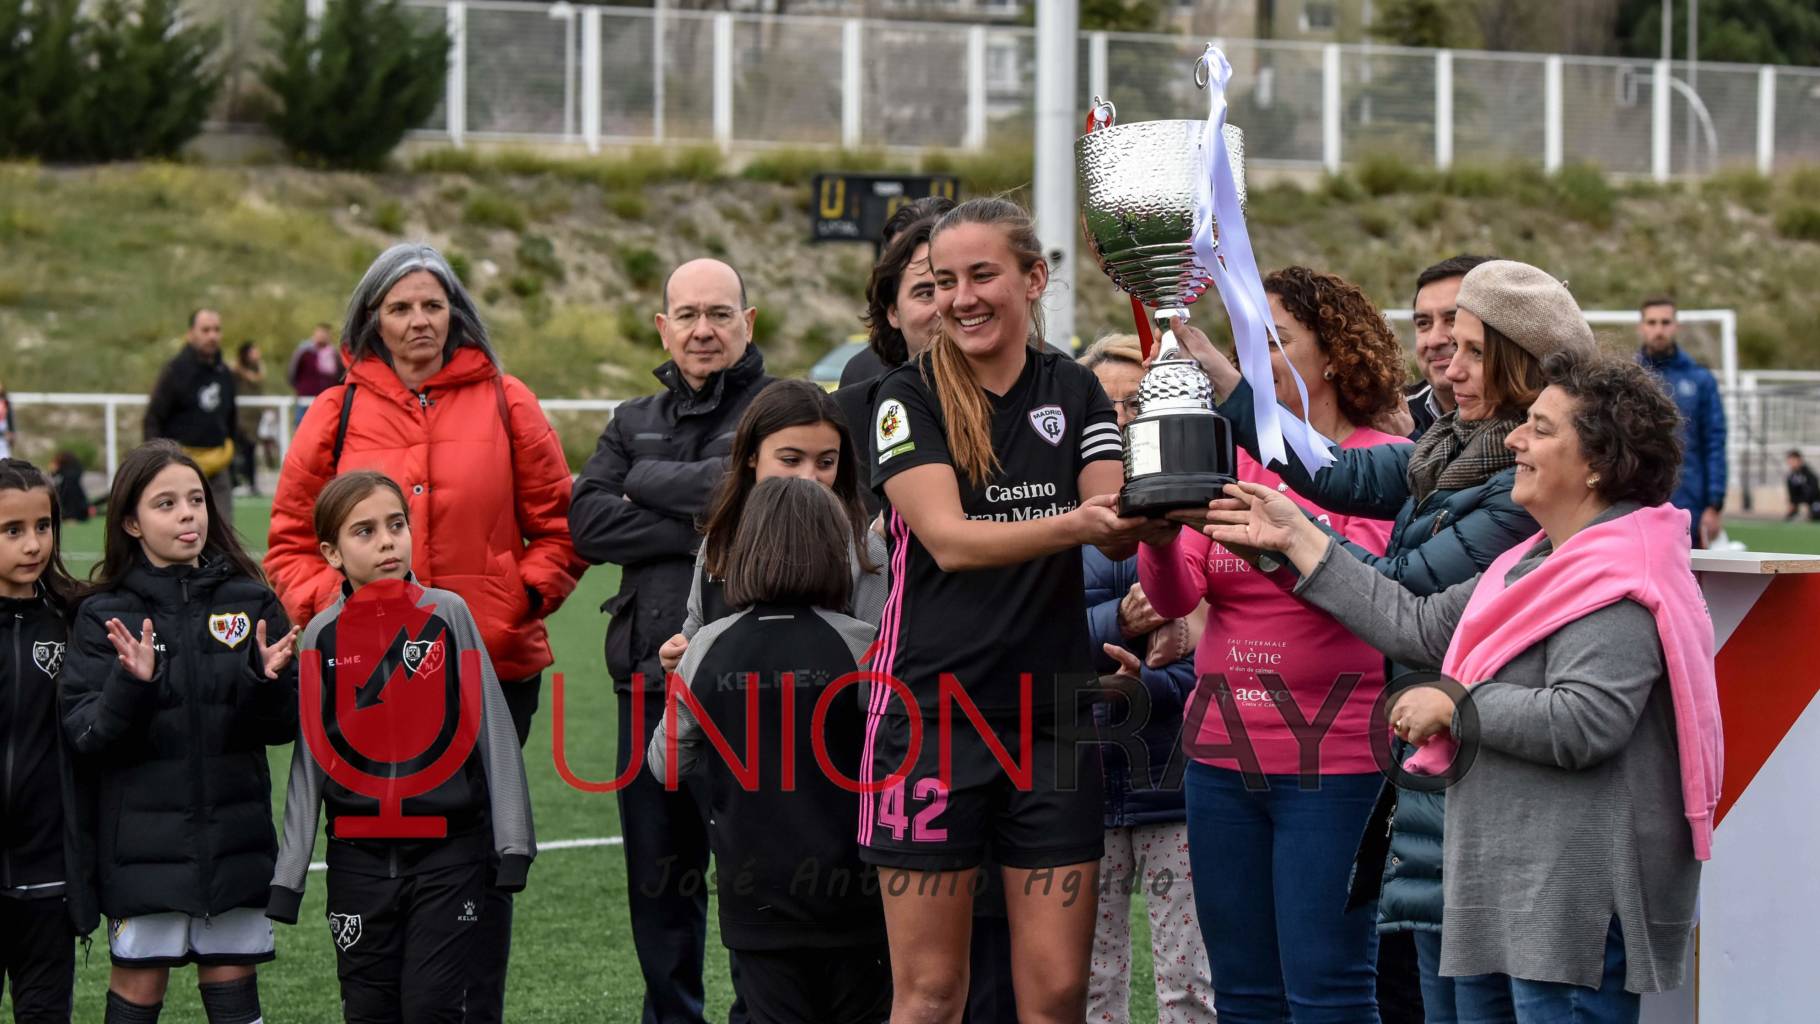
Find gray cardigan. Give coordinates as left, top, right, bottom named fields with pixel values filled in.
left=1295, top=504, right=1699, bottom=994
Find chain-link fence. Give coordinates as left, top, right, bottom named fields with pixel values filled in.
left=356, top=1, right=1820, bottom=179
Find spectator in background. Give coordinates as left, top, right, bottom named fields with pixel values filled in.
left=568, top=256, right=771, bottom=1024
left=144, top=308, right=239, bottom=526
left=230, top=340, right=266, bottom=496
left=1786, top=449, right=1820, bottom=522
left=52, top=451, right=92, bottom=522
left=1637, top=295, right=1727, bottom=546
left=1406, top=255, right=1491, bottom=440
left=287, top=322, right=344, bottom=425
left=0, top=379, right=16, bottom=459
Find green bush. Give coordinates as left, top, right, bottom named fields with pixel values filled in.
left=618, top=247, right=661, bottom=290
left=670, top=146, right=726, bottom=183
left=517, top=233, right=565, bottom=283
left=1550, top=162, right=1616, bottom=227
left=741, top=147, right=900, bottom=185
left=371, top=199, right=406, bottom=234
left=445, top=250, right=473, bottom=284
left=606, top=191, right=649, bottom=220
left=263, top=0, right=448, bottom=170
left=1787, top=165, right=1820, bottom=203
left=0, top=0, right=221, bottom=162
left=1703, top=169, right=1773, bottom=213
left=1355, top=151, right=1436, bottom=197
left=1775, top=203, right=1820, bottom=242
left=463, top=192, right=527, bottom=232
left=410, top=148, right=485, bottom=175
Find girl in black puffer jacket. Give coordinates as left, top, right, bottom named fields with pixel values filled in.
left=62, top=441, right=299, bottom=1024
left=0, top=459, right=96, bottom=1023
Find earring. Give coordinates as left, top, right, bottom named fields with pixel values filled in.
left=1587, top=475, right=1601, bottom=488
left=1322, top=368, right=1333, bottom=381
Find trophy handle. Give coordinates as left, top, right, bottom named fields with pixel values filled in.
left=1153, top=307, right=1190, bottom=362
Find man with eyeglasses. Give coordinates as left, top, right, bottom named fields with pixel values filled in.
left=1404, top=254, right=1490, bottom=440
left=570, top=256, right=769, bottom=1024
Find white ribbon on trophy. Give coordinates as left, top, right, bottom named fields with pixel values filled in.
left=1190, top=44, right=1335, bottom=471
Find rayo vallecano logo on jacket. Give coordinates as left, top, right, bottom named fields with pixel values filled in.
left=32, top=640, right=64, bottom=678
left=209, top=612, right=251, bottom=648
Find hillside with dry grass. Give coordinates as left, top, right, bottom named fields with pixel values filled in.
left=4, top=147, right=1820, bottom=467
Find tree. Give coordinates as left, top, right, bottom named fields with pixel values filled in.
left=0, top=0, right=83, bottom=158
left=0, top=0, right=218, bottom=162
left=262, top=0, right=450, bottom=170
left=1370, top=0, right=1476, bottom=49
left=62, top=0, right=223, bottom=161
left=1017, top=0, right=1166, bottom=32
left=1616, top=0, right=1820, bottom=66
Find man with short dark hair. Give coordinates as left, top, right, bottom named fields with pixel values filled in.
left=1637, top=295, right=1727, bottom=546
left=569, top=257, right=769, bottom=1024
left=144, top=308, right=238, bottom=525
left=1405, top=255, right=1491, bottom=439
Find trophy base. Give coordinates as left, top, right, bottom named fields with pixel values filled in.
left=1118, top=472, right=1236, bottom=518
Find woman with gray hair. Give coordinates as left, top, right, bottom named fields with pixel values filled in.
left=264, top=242, right=581, bottom=1023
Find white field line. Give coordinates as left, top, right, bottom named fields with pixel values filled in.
left=306, top=835, right=622, bottom=873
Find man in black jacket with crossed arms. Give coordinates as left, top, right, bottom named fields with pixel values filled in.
left=568, top=257, right=770, bottom=1024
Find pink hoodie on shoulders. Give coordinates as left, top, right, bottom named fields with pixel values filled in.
left=1407, top=504, right=1723, bottom=860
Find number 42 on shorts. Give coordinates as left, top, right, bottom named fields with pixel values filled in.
left=876, top=778, right=949, bottom=842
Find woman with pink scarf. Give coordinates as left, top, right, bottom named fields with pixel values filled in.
left=1198, top=351, right=1720, bottom=1024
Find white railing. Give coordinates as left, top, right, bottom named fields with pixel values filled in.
left=9, top=392, right=622, bottom=482
left=385, top=1, right=1820, bottom=179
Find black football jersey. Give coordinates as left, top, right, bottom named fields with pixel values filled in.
left=869, top=349, right=1121, bottom=715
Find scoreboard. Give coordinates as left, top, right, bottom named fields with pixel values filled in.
left=810, top=172, right=960, bottom=246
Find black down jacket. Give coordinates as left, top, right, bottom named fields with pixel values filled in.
left=62, top=556, right=296, bottom=919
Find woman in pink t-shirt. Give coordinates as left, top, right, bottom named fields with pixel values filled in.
left=1139, top=267, right=1411, bottom=1022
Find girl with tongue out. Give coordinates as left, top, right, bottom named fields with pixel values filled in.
left=62, top=440, right=299, bottom=1024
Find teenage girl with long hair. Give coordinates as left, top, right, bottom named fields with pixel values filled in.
left=863, top=197, right=1151, bottom=1023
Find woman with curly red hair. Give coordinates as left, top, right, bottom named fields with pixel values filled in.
left=1137, top=266, right=1411, bottom=1021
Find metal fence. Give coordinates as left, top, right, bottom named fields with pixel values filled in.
left=390, top=1, right=1820, bottom=179
left=19, top=356, right=1820, bottom=517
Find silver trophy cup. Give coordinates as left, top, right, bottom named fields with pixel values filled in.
left=1078, top=107, right=1244, bottom=517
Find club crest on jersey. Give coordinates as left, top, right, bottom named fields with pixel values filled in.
left=209, top=612, right=251, bottom=648
left=32, top=640, right=64, bottom=678
left=1028, top=404, right=1066, bottom=446
left=329, top=913, right=362, bottom=951
left=402, top=638, right=445, bottom=677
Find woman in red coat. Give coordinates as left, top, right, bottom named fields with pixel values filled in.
left=264, top=241, right=579, bottom=1023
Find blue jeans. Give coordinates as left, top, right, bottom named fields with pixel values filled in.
left=1415, top=929, right=1513, bottom=1024
left=1452, top=919, right=1638, bottom=1024
left=1184, top=762, right=1382, bottom=1023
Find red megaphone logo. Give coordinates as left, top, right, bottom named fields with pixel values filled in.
left=301, top=578, right=482, bottom=839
